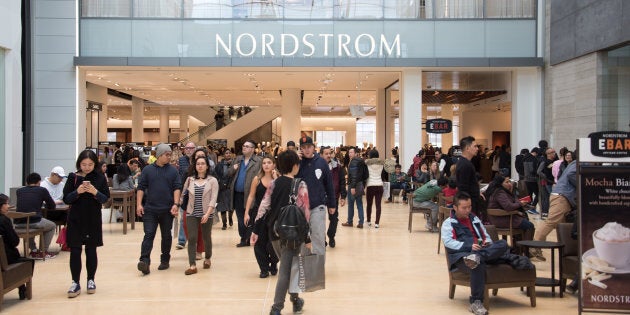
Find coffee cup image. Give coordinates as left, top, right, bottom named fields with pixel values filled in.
left=592, top=222, right=630, bottom=269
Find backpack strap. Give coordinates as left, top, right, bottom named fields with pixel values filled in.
left=289, top=177, right=301, bottom=205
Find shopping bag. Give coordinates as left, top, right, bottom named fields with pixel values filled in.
left=289, top=252, right=325, bottom=293
left=56, top=227, right=70, bottom=251
left=382, top=182, right=390, bottom=200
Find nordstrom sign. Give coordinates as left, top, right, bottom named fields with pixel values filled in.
left=215, top=33, right=401, bottom=58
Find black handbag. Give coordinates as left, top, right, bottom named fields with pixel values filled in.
left=181, top=192, right=189, bottom=210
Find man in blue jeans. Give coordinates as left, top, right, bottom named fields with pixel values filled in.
left=136, top=143, right=182, bottom=275
left=342, top=147, right=366, bottom=228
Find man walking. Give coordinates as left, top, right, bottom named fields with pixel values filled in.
left=136, top=144, right=182, bottom=274
left=297, top=138, right=336, bottom=255
left=321, top=146, right=346, bottom=248
left=229, top=140, right=261, bottom=247
left=175, top=142, right=196, bottom=249
left=342, top=146, right=367, bottom=228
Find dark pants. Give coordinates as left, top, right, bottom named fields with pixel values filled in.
left=366, top=186, right=383, bottom=224
left=454, top=240, right=509, bottom=303
left=140, top=210, right=174, bottom=264
left=233, top=192, right=250, bottom=244
left=389, top=182, right=409, bottom=201
left=525, top=181, right=539, bottom=207
left=254, top=225, right=278, bottom=273
left=327, top=199, right=339, bottom=240
left=70, top=246, right=97, bottom=282
left=539, top=183, right=552, bottom=215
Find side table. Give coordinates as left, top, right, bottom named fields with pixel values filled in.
left=517, top=240, right=565, bottom=297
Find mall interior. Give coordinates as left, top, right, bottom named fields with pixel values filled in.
left=0, top=0, right=628, bottom=314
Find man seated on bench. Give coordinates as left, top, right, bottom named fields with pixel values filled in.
left=14, top=173, right=57, bottom=259
left=441, top=192, right=534, bottom=315
left=412, top=178, right=448, bottom=232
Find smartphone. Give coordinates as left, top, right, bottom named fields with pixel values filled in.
left=83, top=180, right=90, bottom=186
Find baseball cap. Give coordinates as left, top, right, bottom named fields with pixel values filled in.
left=299, top=136, right=314, bottom=146
left=286, top=141, right=296, bottom=147
left=51, top=166, right=67, bottom=177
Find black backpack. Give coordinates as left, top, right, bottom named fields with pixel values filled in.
left=274, top=178, right=309, bottom=249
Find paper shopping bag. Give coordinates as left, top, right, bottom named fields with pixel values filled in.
left=289, top=253, right=325, bottom=293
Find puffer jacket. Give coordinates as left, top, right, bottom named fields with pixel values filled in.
left=365, top=158, right=384, bottom=187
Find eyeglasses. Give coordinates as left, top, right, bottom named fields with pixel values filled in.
left=242, top=145, right=254, bottom=149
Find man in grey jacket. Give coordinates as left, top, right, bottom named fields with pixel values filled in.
left=228, top=140, right=261, bottom=247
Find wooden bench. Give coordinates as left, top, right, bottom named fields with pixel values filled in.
left=407, top=193, right=432, bottom=233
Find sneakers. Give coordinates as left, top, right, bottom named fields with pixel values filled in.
left=291, top=296, right=305, bottom=314
left=87, top=279, right=96, bottom=294
left=67, top=281, right=81, bottom=298
left=529, top=248, right=547, bottom=262
left=45, top=251, right=58, bottom=259
left=527, top=208, right=540, bottom=215
left=137, top=261, right=150, bottom=275
left=374, top=224, right=379, bottom=229
left=175, top=244, right=185, bottom=250
left=269, top=308, right=281, bottom=315
left=29, top=250, right=44, bottom=260
left=366, top=222, right=372, bottom=227
left=541, top=212, right=549, bottom=219
left=464, top=254, right=480, bottom=269
left=469, top=300, right=488, bottom=315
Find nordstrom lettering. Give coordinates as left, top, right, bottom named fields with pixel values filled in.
left=215, top=33, right=401, bottom=58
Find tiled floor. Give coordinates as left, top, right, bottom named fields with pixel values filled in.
left=3, top=201, right=581, bottom=314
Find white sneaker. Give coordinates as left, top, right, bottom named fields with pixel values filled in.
left=367, top=222, right=372, bottom=227
left=374, top=224, right=379, bottom=228
left=464, top=254, right=480, bottom=269
left=469, top=300, right=488, bottom=315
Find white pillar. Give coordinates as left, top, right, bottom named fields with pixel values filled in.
left=375, top=88, right=386, bottom=153
left=422, top=102, right=428, bottom=145
left=441, top=104, right=454, bottom=151
left=180, top=114, right=189, bottom=142
left=131, top=96, right=144, bottom=143
left=281, top=89, right=301, bottom=146
left=512, top=68, right=543, bottom=174
left=385, top=88, right=395, bottom=158
left=159, top=107, right=169, bottom=143
left=400, top=69, right=423, bottom=170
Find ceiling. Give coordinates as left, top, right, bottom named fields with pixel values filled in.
left=84, top=67, right=511, bottom=120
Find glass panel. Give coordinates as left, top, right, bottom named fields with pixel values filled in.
left=316, top=130, right=345, bottom=148
left=384, top=0, right=432, bottom=19
left=486, top=0, right=535, bottom=18
left=0, top=50, right=5, bottom=192
left=132, top=20, right=183, bottom=56
left=230, top=0, right=283, bottom=19
left=183, top=0, right=234, bottom=18
left=283, top=0, right=334, bottom=19
left=81, top=0, right=131, bottom=17
left=598, top=45, right=630, bottom=131
left=356, top=116, right=375, bottom=147
left=336, top=0, right=383, bottom=19
left=133, top=0, right=182, bottom=18
left=435, top=0, right=482, bottom=19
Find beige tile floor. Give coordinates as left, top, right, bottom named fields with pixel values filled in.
left=3, top=201, right=583, bottom=314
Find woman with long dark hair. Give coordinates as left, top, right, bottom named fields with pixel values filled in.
left=63, top=149, right=110, bottom=298
left=485, top=174, right=535, bottom=242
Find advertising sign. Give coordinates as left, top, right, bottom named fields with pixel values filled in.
left=579, top=136, right=630, bottom=314
left=425, top=119, right=452, bottom=134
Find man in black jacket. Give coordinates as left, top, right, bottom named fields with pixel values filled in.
left=342, top=147, right=367, bottom=228
left=15, top=173, right=57, bottom=259
left=455, top=136, right=482, bottom=220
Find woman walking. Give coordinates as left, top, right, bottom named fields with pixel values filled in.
left=244, top=156, right=279, bottom=278
left=215, top=149, right=235, bottom=229
left=181, top=156, right=218, bottom=275
left=365, top=149, right=385, bottom=228
left=63, top=149, right=110, bottom=298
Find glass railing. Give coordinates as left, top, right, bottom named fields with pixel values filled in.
left=81, top=0, right=536, bottom=20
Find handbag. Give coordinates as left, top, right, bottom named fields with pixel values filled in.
left=56, top=226, right=70, bottom=251
left=181, top=177, right=191, bottom=210
left=289, top=248, right=325, bottom=293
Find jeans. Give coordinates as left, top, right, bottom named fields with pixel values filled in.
left=309, top=205, right=327, bottom=255
left=177, top=209, right=186, bottom=246
left=390, top=182, right=409, bottom=201
left=271, top=240, right=301, bottom=312
left=539, top=183, right=552, bottom=215
left=365, top=186, right=383, bottom=224
left=453, top=240, right=509, bottom=303
left=347, top=187, right=364, bottom=225
left=139, top=210, right=174, bottom=264
left=413, top=200, right=439, bottom=227
left=185, top=215, right=212, bottom=266
left=15, top=217, right=56, bottom=252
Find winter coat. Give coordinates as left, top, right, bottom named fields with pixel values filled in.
left=63, top=171, right=110, bottom=248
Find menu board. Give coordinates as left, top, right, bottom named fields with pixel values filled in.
left=579, top=165, right=630, bottom=313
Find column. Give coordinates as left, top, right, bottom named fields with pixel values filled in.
left=400, top=69, right=423, bottom=170
left=180, top=113, right=189, bottom=143
left=131, top=96, right=144, bottom=143
left=159, top=107, right=169, bottom=143
left=422, top=102, right=428, bottom=145
left=512, top=68, right=542, bottom=174
left=375, top=88, right=386, bottom=153
left=385, top=88, right=395, bottom=159
left=280, top=88, right=301, bottom=146
left=441, top=104, right=454, bottom=151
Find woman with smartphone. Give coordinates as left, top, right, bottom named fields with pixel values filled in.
left=63, top=150, right=110, bottom=298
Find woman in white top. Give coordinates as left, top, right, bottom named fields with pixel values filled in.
left=365, top=149, right=385, bottom=228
